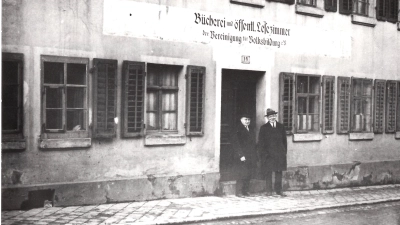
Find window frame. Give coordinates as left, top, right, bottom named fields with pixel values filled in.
left=40, top=55, right=90, bottom=139
left=146, top=64, right=180, bottom=134
left=93, top=58, right=118, bottom=139
left=353, top=0, right=370, bottom=16
left=2, top=53, right=24, bottom=140
left=294, top=74, right=322, bottom=134
left=350, top=77, right=373, bottom=133
left=297, top=0, right=317, bottom=7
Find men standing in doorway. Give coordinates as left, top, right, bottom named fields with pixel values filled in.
left=231, top=114, right=257, bottom=196
left=258, top=108, right=288, bottom=196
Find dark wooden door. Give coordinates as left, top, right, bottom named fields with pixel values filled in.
left=220, top=69, right=258, bottom=181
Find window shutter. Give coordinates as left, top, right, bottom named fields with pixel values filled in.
left=325, top=0, right=338, bottom=12
left=279, top=73, right=295, bottom=135
left=373, top=79, right=386, bottom=133
left=337, top=77, right=351, bottom=133
left=322, top=76, right=335, bottom=134
left=376, top=0, right=387, bottom=20
left=121, top=61, right=145, bottom=138
left=387, top=0, right=399, bottom=22
left=93, top=59, right=117, bottom=139
left=397, top=82, right=400, bottom=132
left=186, top=66, right=205, bottom=136
left=339, top=0, right=353, bottom=14
left=386, top=80, right=397, bottom=133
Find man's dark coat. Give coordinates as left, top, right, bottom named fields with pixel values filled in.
left=258, top=121, right=287, bottom=172
left=231, top=124, right=257, bottom=166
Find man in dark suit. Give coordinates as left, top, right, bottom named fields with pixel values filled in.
left=258, top=108, right=287, bottom=196
left=231, top=114, right=257, bottom=196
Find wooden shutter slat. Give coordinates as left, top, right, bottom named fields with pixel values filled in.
left=93, top=58, right=118, bottom=139
left=374, top=80, right=386, bottom=133
left=337, top=77, right=351, bottom=133
left=279, top=73, right=295, bottom=135
left=386, top=80, right=397, bottom=133
left=186, top=66, right=205, bottom=136
left=322, top=76, right=335, bottom=134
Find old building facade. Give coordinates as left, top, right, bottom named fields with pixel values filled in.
left=2, top=0, right=400, bottom=210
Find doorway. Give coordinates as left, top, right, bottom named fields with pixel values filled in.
left=220, top=69, right=263, bottom=181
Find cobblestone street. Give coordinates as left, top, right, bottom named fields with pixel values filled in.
left=2, top=184, right=400, bottom=225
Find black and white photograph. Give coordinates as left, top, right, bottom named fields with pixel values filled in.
left=1, top=0, right=400, bottom=224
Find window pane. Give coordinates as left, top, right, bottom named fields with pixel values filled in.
left=147, top=113, right=158, bottom=130
left=309, top=96, right=319, bottom=113
left=2, top=61, right=19, bottom=84
left=67, top=63, right=86, bottom=85
left=2, top=108, right=18, bottom=130
left=298, top=97, right=307, bottom=113
left=353, top=79, right=362, bottom=96
left=44, top=62, right=64, bottom=84
left=162, top=71, right=177, bottom=87
left=162, top=92, right=177, bottom=111
left=162, top=113, right=177, bottom=130
left=46, top=88, right=63, bottom=108
left=310, top=114, right=319, bottom=131
left=2, top=85, right=18, bottom=108
left=297, top=114, right=309, bottom=131
left=46, top=109, right=63, bottom=129
left=67, top=87, right=85, bottom=108
left=147, top=70, right=158, bottom=86
left=297, top=76, right=308, bottom=93
left=147, top=91, right=158, bottom=111
left=363, top=80, right=372, bottom=96
left=362, top=98, right=372, bottom=132
left=67, top=109, right=86, bottom=131
left=309, top=77, right=320, bottom=93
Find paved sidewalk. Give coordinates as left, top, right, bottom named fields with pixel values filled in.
left=2, top=184, right=400, bottom=225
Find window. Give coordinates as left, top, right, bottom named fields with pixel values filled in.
left=186, top=66, right=206, bottom=136
left=373, top=80, right=386, bottom=133
left=322, top=76, right=335, bottom=134
left=279, top=73, right=325, bottom=135
left=146, top=64, right=180, bottom=133
left=298, top=0, right=317, bottom=6
left=93, top=59, right=117, bottom=139
left=2, top=53, right=24, bottom=140
left=376, top=0, right=399, bottom=22
left=350, top=78, right=373, bottom=133
left=121, top=61, right=145, bottom=138
left=386, top=80, right=397, bottom=133
left=325, top=0, right=338, bottom=11
left=41, top=55, right=89, bottom=139
left=354, top=0, right=369, bottom=15
left=339, top=0, right=353, bottom=14
left=295, top=74, right=321, bottom=133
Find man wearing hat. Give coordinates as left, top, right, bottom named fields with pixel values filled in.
left=258, top=108, right=287, bottom=196
left=230, top=113, right=257, bottom=196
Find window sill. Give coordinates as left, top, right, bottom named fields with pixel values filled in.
left=395, top=132, right=400, bottom=139
left=295, top=4, right=325, bottom=18
left=145, top=134, right=186, bottom=146
left=2, top=139, right=26, bottom=150
left=293, top=133, right=323, bottom=142
left=349, top=132, right=374, bottom=140
left=39, top=138, right=92, bottom=149
left=230, top=0, right=265, bottom=7
left=351, top=15, right=377, bottom=27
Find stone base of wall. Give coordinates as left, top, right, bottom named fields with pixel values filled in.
left=229, top=160, right=400, bottom=194
left=1, top=172, right=220, bottom=210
